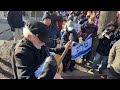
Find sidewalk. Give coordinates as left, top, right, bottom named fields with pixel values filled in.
left=0, top=20, right=12, bottom=47
left=61, top=58, right=107, bottom=79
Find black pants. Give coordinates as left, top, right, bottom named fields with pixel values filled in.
left=63, top=49, right=75, bottom=69
left=83, top=51, right=92, bottom=62
left=107, top=66, right=120, bottom=79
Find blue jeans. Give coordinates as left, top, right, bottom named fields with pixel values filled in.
left=92, top=53, right=108, bottom=71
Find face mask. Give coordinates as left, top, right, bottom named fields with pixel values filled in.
left=67, top=27, right=74, bottom=31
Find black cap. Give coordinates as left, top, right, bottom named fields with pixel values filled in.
left=26, top=20, right=49, bottom=43
left=107, top=21, right=118, bottom=29
left=42, top=12, right=51, bottom=20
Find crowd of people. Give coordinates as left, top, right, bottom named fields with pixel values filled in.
left=7, top=11, right=120, bottom=79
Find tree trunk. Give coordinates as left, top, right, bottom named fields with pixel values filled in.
left=97, top=11, right=117, bottom=34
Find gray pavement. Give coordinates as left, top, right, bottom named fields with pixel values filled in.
left=0, top=19, right=13, bottom=47
left=0, top=17, right=42, bottom=47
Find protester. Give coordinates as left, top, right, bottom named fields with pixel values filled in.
left=77, top=14, right=87, bottom=37
left=107, top=40, right=120, bottom=79
left=56, top=11, right=63, bottom=31
left=7, top=11, right=24, bottom=43
left=62, top=18, right=79, bottom=72
left=42, top=12, right=60, bottom=48
left=90, top=21, right=120, bottom=74
left=50, top=11, right=63, bottom=31
left=80, top=15, right=98, bottom=65
left=11, top=20, right=73, bottom=79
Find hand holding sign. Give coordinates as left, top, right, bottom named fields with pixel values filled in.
left=71, top=34, right=92, bottom=60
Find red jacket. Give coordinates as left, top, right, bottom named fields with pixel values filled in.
left=83, top=11, right=88, bottom=17
left=57, top=21, right=63, bottom=31
left=116, top=12, right=119, bottom=23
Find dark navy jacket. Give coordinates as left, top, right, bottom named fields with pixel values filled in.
left=7, top=11, right=24, bottom=30
left=11, top=38, right=57, bottom=79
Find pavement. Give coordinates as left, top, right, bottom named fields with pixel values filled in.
left=61, top=58, right=107, bottom=79
left=0, top=19, right=13, bottom=47
left=0, top=17, right=41, bottom=46
left=0, top=40, right=107, bottom=79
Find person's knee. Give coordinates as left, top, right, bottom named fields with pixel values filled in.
left=93, top=57, right=100, bottom=64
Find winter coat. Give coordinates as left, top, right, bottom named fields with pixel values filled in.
left=108, top=40, right=120, bottom=74
left=80, top=21, right=98, bottom=40
left=11, top=38, right=57, bottom=79
left=50, top=13, right=63, bottom=29
left=46, top=24, right=60, bottom=48
left=96, top=29, right=120, bottom=56
left=7, top=11, right=24, bottom=31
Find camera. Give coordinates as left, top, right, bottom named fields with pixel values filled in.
left=104, top=29, right=111, bottom=35
left=102, top=29, right=111, bottom=39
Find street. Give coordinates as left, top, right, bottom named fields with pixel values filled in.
left=0, top=19, right=13, bottom=47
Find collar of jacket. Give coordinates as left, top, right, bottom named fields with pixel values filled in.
left=114, top=29, right=119, bottom=35
left=21, top=37, right=39, bottom=51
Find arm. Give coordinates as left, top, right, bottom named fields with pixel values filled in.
left=98, top=29, right=111, bottom=39
left=62, top=31, right=69, bottom=45
left=80, top=22, right=88, bottom=41
left=49, top=47, right=65, bottom=54
left=57, top=30, right=61, bottom=39
left=75, top=33, right=79, bottom=43
left=92, top=26, right=98, bottom=38
left=37, top=56, right=57, bottom=79
left=14, top=49, right=36, bottom=79
left=97, top=31, right=106, bottom=39
left=80, top=22, right=86, bottom=34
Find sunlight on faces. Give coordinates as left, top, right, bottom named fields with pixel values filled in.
left=88, top=18, right=95, bottom=24
left=88, top=14, right=95, bottom=24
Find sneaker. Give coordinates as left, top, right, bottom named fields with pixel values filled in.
left=89, top=69, right=94, bottom=72
left=88, top=69, right=95, bottom=74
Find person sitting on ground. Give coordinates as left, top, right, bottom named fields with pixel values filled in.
left=11, top=20, right=73, bottom=79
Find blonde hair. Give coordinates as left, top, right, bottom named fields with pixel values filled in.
left=23, top=25, right=34, bottom=38
left=89, top=14, right=96, bottom=20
